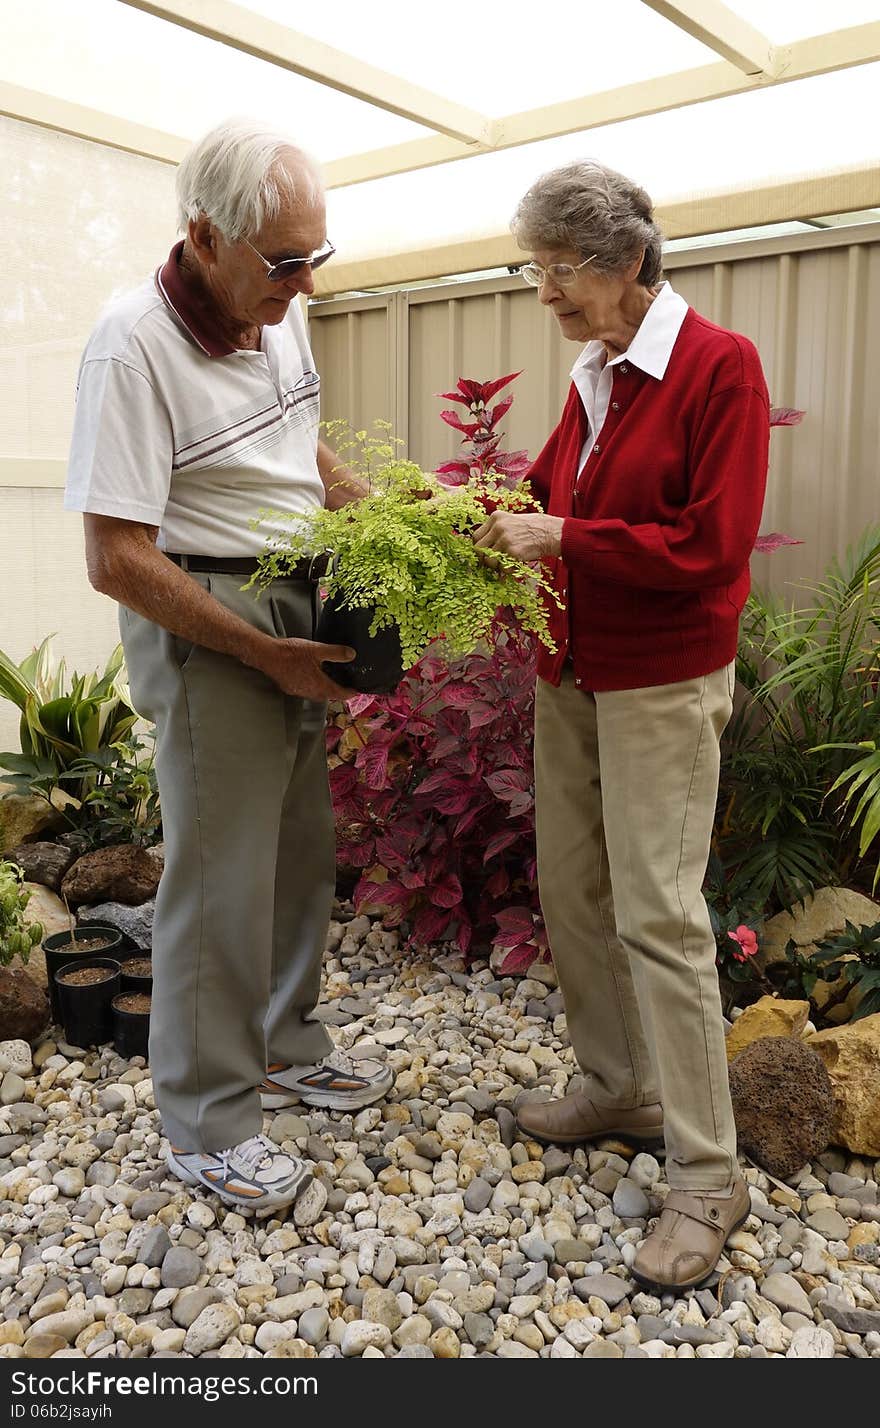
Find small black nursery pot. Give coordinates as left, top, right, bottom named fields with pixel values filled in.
left=112, top=991, right=151, bottom=1061
left=317, top=591, right=405, bottom=695
left=54, top=958, right=121, bottom=1048
left=120, top=956, right=153, bottom=994
left=43, top=926, right=124, bottom=1021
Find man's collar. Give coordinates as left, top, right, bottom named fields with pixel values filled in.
left=570, top=281, right=689, bottom=382
left=155, top=241, right=236, bottom=358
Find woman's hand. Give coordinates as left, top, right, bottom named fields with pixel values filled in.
left=472, top=510, right=565, bottom=562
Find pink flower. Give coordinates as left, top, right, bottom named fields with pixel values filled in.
left=727, top=925, right=759, bottom=962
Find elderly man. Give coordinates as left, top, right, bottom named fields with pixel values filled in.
left=474, top=160, right=769, bottom=1289
left=65, top=119, right=392, bottom=1212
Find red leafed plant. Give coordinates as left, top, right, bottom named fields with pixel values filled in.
left=327, top=372, right=547, bottom=972
left=327, top=384, right=805, bottom=973
left=436, top=373, right=532, bottom=488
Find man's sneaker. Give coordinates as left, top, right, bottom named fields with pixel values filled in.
left=167, top=1133, right=312, bottom=1211
left=260, top=1049, right=394, bottom=1111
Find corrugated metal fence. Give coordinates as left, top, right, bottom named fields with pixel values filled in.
left=2, top=217, right=879, bottom=754
left=310, top=222, right=880, bottom=595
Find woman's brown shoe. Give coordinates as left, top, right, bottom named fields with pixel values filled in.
left=631, top=1177, right=751, bottom=1290
left=515, top=1089, right=664, bottom=1147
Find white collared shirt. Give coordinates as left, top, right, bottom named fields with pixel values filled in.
left=571, top=280, right=689, bottom=475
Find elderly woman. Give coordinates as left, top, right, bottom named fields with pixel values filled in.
left=474, top=160, right=769, bottom=1289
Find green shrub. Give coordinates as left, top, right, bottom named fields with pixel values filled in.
left=0, top=859, right=42, bottom=967
left=719, top=527, right=880, bottom=908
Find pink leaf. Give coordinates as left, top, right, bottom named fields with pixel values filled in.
left=497, top=943, right=538, bottom=975
left=437, top=390, right=475, bottom=407
left=455, top=918, right=473, bottom=956
left=343, top=839, right=375, bottom=868
left=468, top=701, right=500, bottom=729
left=413, top=905, right=453, bottom=944
left=345, top=693, right=378, bottom=717
left=329, top=764, right=359, bottom=799
left=354, top=739, right=392, bottom=790
left=416, top=768, right=456, bottom=798
left=489, top=395, right=513, bottom=426
left=483, top=828, right=520, bottom=862
left=494, top=904, right=535, bottom=935
left=753, top=532, right=804, bottom=554
left=434, top=460, right=471, bottom=484
left=441, top=682, right=480, bottom=710
left=454, top=806, right=484, bottom=838
left=440, top=410, right=480, bottom=436
left=479, top=372, right=522, bottom=403
left=430, top=872, right=464, bottom=908
left=434, top=789, right=473, bottom=815
left=769, top=406, right=806, bottom=426
left=485, top=768, right=531, bottom=802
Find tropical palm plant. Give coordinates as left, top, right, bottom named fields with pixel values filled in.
left=0, top=638, right=138, bottom=805
left=719, top=526, right=880, bottom=906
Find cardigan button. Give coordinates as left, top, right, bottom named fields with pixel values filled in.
left=620, top=363, right=629, bottom=374
left=611, top=401, right=620, bottom=411
left=593, top=443, right=600, bottom=454
left=575, top=678, right=582, bottom=687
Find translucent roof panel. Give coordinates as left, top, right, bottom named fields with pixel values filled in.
left=325, top=63, right=880, bottom=263
left=237, top=0, right=722, bottom=114
left=3, top=0, right=878, bottom=284
left=5, top=0, right=432, bottom=158
left=729, top=0, right=880, bottom=41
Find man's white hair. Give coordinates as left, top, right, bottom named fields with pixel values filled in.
left=176, top=117, right=323, bottom=242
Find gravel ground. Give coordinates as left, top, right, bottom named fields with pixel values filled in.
left=1, top=903, right=879, bottom=1361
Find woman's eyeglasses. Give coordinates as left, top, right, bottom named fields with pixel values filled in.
left=244, top=237, right=336, bottom=281
left=520, top=253, right=597, bottom=287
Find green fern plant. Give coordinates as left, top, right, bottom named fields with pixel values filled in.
left=719, top=526, right=880, bottom=907
left=253, top=423, right=560, bottom=669
left=807, top=919, right=880, bottom=1022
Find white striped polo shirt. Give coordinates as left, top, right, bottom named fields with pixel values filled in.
left=65, top=242, right=324, bottom=556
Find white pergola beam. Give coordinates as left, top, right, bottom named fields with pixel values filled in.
left=313, top=162, right=880, bottom=294
left=641, top=0, right=778, bottom=76
left=0, top=81, right=187, bottom=165
left=5, top=17, right=878, bottom=201
left=117, top=0, right=493, bottom=145
left=325, top=20, right=880, bottom=187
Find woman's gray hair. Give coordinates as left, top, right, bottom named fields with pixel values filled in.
left=512, top=160, right=664, bottom=287
left=176, top=118, right=323, bottom=242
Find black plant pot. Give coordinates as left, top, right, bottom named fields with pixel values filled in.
left=43, top=926, right=124, bottom=1022
left=316, top=590, right=405, bottom=695
left=54, top=958, right=121, bottom=1048
left=120, top=955, right=153, bottom=994
left=112, top=991, right=151, bottom=1060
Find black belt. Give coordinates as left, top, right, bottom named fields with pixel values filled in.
left=166, top=552, right=329, bottom=581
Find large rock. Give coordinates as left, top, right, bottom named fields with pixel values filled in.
left=761, top=887, right=880, bottom=967
left=6, top=842, right=74, bottom=892
left=78, top=900, right=154, bottom=952
left=61, top=846, right=161, bottom=907
left=0, top=968, right=50, bottom=1042
left=725, top=997, right=810, bottom=1062
left=728, top=1036, right=834, bottom=1179
left=0, top=792, right=64, bottom=853
left=806, top=1015, right=880, bottom=1156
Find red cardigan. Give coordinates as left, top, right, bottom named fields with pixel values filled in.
left=528, top=307, right=770, bottom=691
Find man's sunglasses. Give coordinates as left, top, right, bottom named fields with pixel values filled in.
left=244, top=236, right=336, bottom=281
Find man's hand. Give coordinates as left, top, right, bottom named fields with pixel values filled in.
left=83, top=514, right=357, bottom=702
left=259, top=637, right=356, bottom=702
left=472, top=510, right=565, bottom=562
